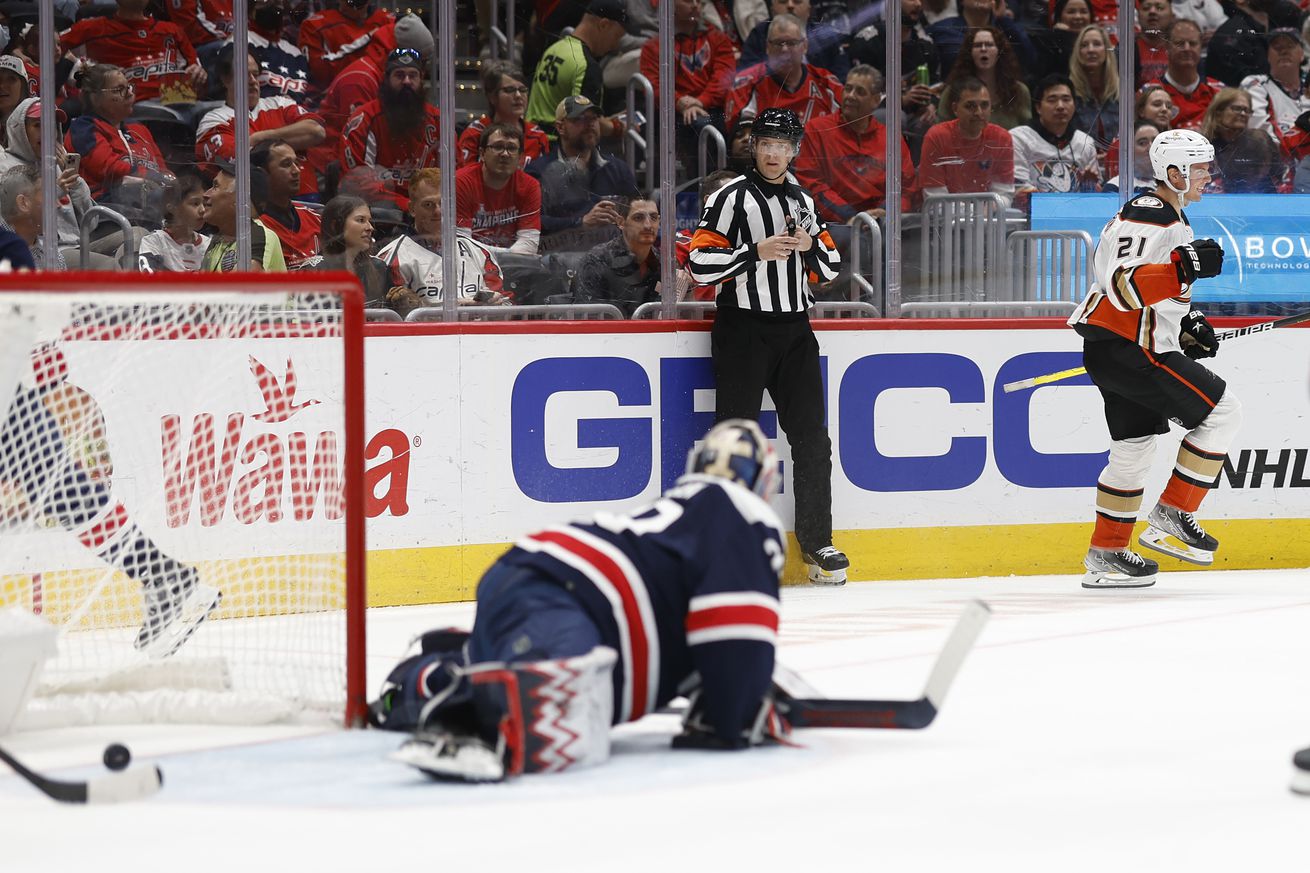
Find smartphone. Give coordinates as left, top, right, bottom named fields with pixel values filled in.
left=65, top=153, right=81, bottom=174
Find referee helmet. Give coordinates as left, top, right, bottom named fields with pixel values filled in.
left=750, top=108, right=804, bottom=151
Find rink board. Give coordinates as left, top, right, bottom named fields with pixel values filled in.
left=5, top=318, right=1309, bottom=607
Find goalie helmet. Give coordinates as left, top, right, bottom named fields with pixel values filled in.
left=686, top=419, right=779, bottom=498
left=1149, top=129, right=1213, bottom=193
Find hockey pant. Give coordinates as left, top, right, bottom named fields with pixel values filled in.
left=1092, top=390, right=1242, bottom=550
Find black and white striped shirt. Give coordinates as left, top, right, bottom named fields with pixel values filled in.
left=688, top=169, right=841, bottom=313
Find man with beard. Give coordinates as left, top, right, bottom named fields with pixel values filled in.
left=575, top=196, right=662, bottom=317
left=253, top=139, right=322, bottom=269
left=737, top=0, right=850, bottom=79
left=247, top=0, right=312, bottom=103
left=1011, top=74, right=1101, bottom=204
left=298, top=0, right=395, bottom=90
left=724, top=14, right=844, bottom=133
left=525, top=95, right=639, bottom=251
left=59, top=0, right=205, bottom=104
left=1205, top=0, right=1302, bottom=88
left=1145, top=19, right=1224, bottom=130
left=340, top=47, right=440, bottom=211
left=197, top=46, right=324, bottom=197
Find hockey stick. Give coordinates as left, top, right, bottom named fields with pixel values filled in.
left=0, top=743, right=162, bottom=804
left=775, top=599, right=991, bottom=730
left=1001, top=309, right=1310, bottom=394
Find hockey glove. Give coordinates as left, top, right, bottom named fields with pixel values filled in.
left=672, top=689, right=793, bottom=750
left=1172, top=240, right=1224, bottom=285
left=1179, top=309, right=1219, bottom=359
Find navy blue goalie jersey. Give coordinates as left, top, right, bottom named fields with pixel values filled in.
left=503, top=474, right=787, bottom=732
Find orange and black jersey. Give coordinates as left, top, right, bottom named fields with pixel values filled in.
left=1068, top=192, right=1194, bottom=354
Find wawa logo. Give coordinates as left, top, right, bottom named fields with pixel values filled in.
left=160, top=356, right=413, bottom=527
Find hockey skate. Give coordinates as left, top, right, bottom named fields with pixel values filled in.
left=1138, top=503, right=1218, bottom=565
left=804, top=546, right=849, bottom=586
left=1081, top=547, right=1158, bottom=589
left=134, top=567, right=222, bottom=659
left=392, top=729, right=506, bottom=783
left=1291, top=747, right=1310, bottom=796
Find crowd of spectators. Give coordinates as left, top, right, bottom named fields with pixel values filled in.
left=6, top=0, right=1310, bottom=316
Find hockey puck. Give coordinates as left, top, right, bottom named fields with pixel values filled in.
left=103, top=743, right=131, bottom=772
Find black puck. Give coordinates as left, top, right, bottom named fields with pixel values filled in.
left=103, top=743, right=131, bottom=772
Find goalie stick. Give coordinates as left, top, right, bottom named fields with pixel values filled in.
left=0, top=743, right=162, bottom=804
left=776, top=599, right=990, bottom=729
left=1001, top=309, right=1310, bottom=394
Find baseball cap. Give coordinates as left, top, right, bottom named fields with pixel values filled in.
left=586, top=0, right=628, bottom=24
left=385, top=47, right=425, bottom=75
left=555, top=94, right=601, bottom=123
left=24, top=100, right=67, bottom=126
left=1266, top=27, right=1302, bottom=46
left=0, top=55, right=27, bottom=83
left=393, top=14, right=435, bottom=57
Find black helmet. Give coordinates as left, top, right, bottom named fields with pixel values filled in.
left=749, top=108, right=804, bottom=145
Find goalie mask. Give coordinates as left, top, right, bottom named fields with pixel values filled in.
left=686, top=419, right=779, bottom=498
left=1149, top=129, right=1213, bottom=194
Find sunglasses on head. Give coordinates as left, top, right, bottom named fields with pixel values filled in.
left=389, top=48, right=423, bottom=65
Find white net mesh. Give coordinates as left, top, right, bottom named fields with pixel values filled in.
left=0, top=276, right=363, bottom=728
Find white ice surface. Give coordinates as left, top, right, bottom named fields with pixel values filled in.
left=3, top=569, right=1310, bottom=871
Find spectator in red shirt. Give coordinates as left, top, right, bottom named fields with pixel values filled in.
left=196, top=46, right=325, bottom=195
left=166, top=0, right=233, bottom=52
left=1148, top=18, right=1223, bottom=130
left=456, top=122, right=543, bottom=255
left=298, top=0, right=395, bottom=91
left=60, top=0, right=205, bottom=104
left=253, top=139, right=322, bottom=269
left=919, top=77, right=1015, bottom=207
left=457, top=62, right=550, bottom=169
left=65, top=64, right=175, bottom=203
left=794, top=65, right=915, bottom=227
left=308, top=14, right=432, bottom=180
left=1135, top=0, right=1173, bottom=88
left=725, top=13, right=843, bottom=132
left=340, top=47, right=441, bottom=211
left=639, top=0, right=736, bottom=140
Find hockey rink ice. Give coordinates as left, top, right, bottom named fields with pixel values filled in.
left=3, top=567, right=1309, bottom=871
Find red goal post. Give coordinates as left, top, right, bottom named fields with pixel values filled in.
left=0, top=272, right=367, bottom=728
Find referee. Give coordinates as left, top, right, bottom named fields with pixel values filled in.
left=688, top=108, right=849, bottom=585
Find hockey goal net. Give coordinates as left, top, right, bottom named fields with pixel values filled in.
left=0, top=273, right=366, bottom=729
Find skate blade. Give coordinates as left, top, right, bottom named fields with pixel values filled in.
left=138, top=586, right=222, bottom=660
left=808, top=566, right=847, bottom=586
left=1291, top=768, right=1310, bottom=796
left=1138, top=528, right=1215, bottom=566
left=1081, top=571, right=1156, bottom=589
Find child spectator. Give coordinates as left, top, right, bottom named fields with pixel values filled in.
left=139, top=175, right=210, bottom=272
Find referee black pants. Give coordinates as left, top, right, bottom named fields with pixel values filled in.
left=711, top=305, right=833, bottom=554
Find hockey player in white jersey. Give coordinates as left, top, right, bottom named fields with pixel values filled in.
left=1067, top=129, right=1242, bottom=588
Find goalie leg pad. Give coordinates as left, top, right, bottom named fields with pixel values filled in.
left=469, top=646, right=618, bottom=777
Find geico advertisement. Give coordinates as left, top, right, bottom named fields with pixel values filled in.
left=13, top=324, right=1310, bottom=571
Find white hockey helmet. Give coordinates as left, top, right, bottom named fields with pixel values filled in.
left=1149, top=129, right=1214, bottom=194
left=686, top=419, right=779, bottom=498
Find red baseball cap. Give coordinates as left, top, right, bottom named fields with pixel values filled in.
left=25, top=101, right=67, bottom=125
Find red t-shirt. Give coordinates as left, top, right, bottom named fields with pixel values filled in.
left=260, top=205, right=322, bottom=269
left=454, top=164, right=542, bottom=250
left=60, top=15, right=199, bottom=103
left=919, top=120, right=1015, bottom=194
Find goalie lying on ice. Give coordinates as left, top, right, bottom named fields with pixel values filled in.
left=372, top=419, right=795, bottom=782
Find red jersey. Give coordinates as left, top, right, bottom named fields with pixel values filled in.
left=639, top=26, right=737, bottom=112
left=298, top=8, right=395, bottom=89
left=60, top=14, right=199, bottom=103
left=455, top=116, right=551, bottom=169
left=66, top=115, right=171, bottom=200
left=164, top=0, right=233, bottom=46
left=1136, top=36, right=1169, bottom=88
left=340, top=99, right=441, bottom=210
left=197, top=97, right=324, bottom=196
left=1149, top=73, right=1224, bottom=131
left=454, top=164, right=542, bottom=251
left=724, top=63, right=843, bottom=132
left=259, top=204, right=322, bottom=269
left=918, top=120, right=1015, bottom=194
left=793, top=111, right=916, bottom=221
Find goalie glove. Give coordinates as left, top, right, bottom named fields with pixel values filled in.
left=672, top=689, right=793, bottom=750
left=1179, top=309, right=1219, bottom=359
left=1172, top=239, right=1224, bottom=285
